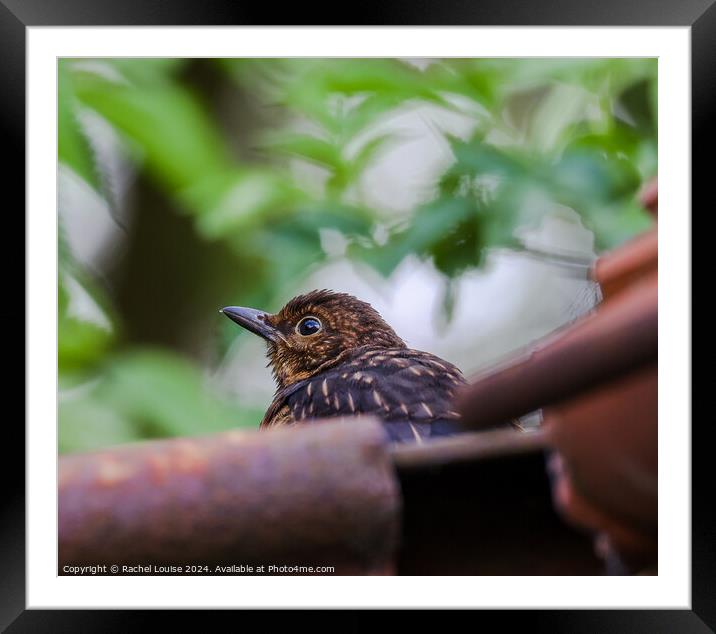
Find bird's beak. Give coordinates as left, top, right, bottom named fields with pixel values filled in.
left=220, top=306, right=279, bottom=343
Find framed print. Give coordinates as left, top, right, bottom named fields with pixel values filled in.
left=7, top=0, right=705, bottom=628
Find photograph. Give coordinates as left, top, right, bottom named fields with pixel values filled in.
left=56, top=56, right=659, bottom=577
left=8, top=7, right=702, bottom=623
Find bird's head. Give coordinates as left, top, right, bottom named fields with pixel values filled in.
left=221, top=290, right=405, bottom=388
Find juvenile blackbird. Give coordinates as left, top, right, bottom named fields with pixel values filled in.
left=221, top=289, right=467, bottom=443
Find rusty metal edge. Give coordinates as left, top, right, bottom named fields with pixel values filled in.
left=390, top=427, right=548, bottom=470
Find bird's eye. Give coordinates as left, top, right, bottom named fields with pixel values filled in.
left=296, top=316, right=322, bottom=336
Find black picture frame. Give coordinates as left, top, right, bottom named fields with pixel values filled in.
left=6, top=1, right=705, bottom=629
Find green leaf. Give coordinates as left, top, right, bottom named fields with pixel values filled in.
left=431, top=213, right=486, bottom=276
left=291, top=203, right=375, bottom=237
left=193, top=170, right=300, bottom=238
left=72, top=69, right=236, bottom=211
left=448, top=137, right=529, bottom=181
left=338, top=93, right=407, bottom=139
left=581, top=200, right=654, bottom=251
left=293, top=58, right=432, bottom=99
left=552, top=149, right=641, bottom=207
left=347, top=133, right=396, bottom=182
left=617, top=78, right=657, bottom=135
left=58, top=315, right=113, bottom=373
left=264, top=133, right=342, bottom=170
left=58, top=60, right=100, bottom=190
left=357, top=198, right=475, bottom=277
left=106, top=58, right=186, bottom=86
left=97, top=349, right=260, bottom=438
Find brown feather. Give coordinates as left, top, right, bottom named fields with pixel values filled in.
left=253, top=290, right=467, bottom=442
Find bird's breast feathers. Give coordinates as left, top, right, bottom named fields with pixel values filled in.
left=261, top=347, right=467, bottom=442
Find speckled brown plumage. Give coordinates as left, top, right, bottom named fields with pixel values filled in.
left=222, top=290, right=467, bottom=443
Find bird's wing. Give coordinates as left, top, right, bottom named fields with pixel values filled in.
left=281, top=348, right=467, bottom=442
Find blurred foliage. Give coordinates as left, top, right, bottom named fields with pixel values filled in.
left=58, top=57, right=657, bottom=452
left=59, top=349, right=265, bottom=453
